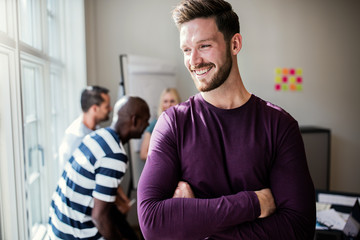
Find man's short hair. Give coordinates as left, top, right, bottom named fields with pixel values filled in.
left=80, top=85, right=109, bottom=112
left=172, top=0, right=240, bottom=43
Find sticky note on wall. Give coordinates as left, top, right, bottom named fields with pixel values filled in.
left=274, top=68, right=303, bottom=92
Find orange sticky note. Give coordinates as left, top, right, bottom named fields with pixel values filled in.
left=282, top=68, right=289, bottom=75
left=290, top=83, right=297, bottom=91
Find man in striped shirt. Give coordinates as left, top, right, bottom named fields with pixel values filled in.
left=48, top=96, right=150, bottom=240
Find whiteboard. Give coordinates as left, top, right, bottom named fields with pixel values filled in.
left=119, top=54, right=177, bottom=189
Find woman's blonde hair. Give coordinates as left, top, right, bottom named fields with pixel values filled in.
left=157, top=88, right=181, bottom=117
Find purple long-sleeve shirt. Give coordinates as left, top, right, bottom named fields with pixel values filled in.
left=138, top=94, right=316, bottom=240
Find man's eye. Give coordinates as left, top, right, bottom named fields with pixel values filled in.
left=200, top=45, right=210, bottom=49
left=183, top=48, right=191, bottom=54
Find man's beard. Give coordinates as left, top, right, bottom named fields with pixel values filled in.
left=100, top=114, right=110, bottom=122
left=192, top=48, right=232, bottom=92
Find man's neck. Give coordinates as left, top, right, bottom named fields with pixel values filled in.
left=82, top=113, right=97, bottom=130
left=201, top=73, right=251, bottom=109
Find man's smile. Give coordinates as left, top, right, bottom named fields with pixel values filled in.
left=191, top=63, right=215, bottom=77
left=193, top=66, right=212, bottom=76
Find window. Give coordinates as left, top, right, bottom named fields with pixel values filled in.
left=0, top=146, right=3, bottom=239
left=0, top=43, right=20, bottom=240
left=47, top=0, right=62, bottom=59
left=18, top=0, right=42, bottom=50
left=0, top=0, right=86, bottom=239
left=0, top=0, right=16, bottom=39
left=21, top=56, right=48, bottom=238
left=0, top=190, right=2, bottom=240
left=49, top=66, right=66, bottom=182
left=0, top=0, right=7, bottom=33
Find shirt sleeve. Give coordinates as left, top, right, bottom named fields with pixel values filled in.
left=210, top=120, right=316, bottom=240
left=93, top=153, right=127, bottom=202
left=137, top=113, right=261, bottom=240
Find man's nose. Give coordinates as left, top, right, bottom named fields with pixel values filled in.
left=189, top=49, right=202, bottom=68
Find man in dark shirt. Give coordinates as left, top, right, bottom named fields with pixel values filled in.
left=137, top=0, right=316, bottom=239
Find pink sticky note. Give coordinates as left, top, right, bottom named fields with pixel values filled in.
left=290, top=69, right=295, bottom=75
left=282, top=76, right=288, bottom=83
left=275, top=84, right=281, bottom=91
left=297, top=77, right=303, bottom=83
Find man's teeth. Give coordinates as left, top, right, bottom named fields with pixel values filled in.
left=195, top=67, right=211, bottom=75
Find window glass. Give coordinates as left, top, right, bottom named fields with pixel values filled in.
left=21, top=60, right=47, bottom=239
left=0, top=0, right=6, bottom=33
left=18, top=0, right=42, bottom=49
left=47, top=0, right=61, bottom=58
left=50, top=68, right=64, bottom=180
left=0, top=180, right=3, bottom=240
left=22, top=66, right=37, bottom=118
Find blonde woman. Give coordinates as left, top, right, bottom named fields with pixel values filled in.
left=140, top=88, right=181, bottom=160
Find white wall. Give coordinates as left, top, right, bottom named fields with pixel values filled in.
left=85, top=0, right=360, bottom=194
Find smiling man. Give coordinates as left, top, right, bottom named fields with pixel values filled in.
left=181, top=18, right=234, bottom=94
left=137, top=0, right=316, bottom=239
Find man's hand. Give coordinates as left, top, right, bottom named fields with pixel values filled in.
left=173, top=181, right=195, bottom=198
left=255, top=188, right=276, bottom=218
left=92, top=198, right=125, bottom=239
left=115, top=186, right=131, bottom=214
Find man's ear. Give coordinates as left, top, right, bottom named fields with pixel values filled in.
left=131, top=115, right=138, bottom=128
left=89, top=104, right=98, bottom=113
left=230, top=33, right=242, bottom=55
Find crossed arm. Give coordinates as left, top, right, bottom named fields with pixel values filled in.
left=138, top=155, right=315, bottom=240
left=173, top=181, right=276, bottom=219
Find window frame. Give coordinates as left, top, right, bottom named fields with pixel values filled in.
left=20, top=53, right=50, bottom=239
left=0, top=0, right=87, bottom=239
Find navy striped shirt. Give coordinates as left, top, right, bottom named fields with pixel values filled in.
left=48, top=128, right=128, bottom=239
